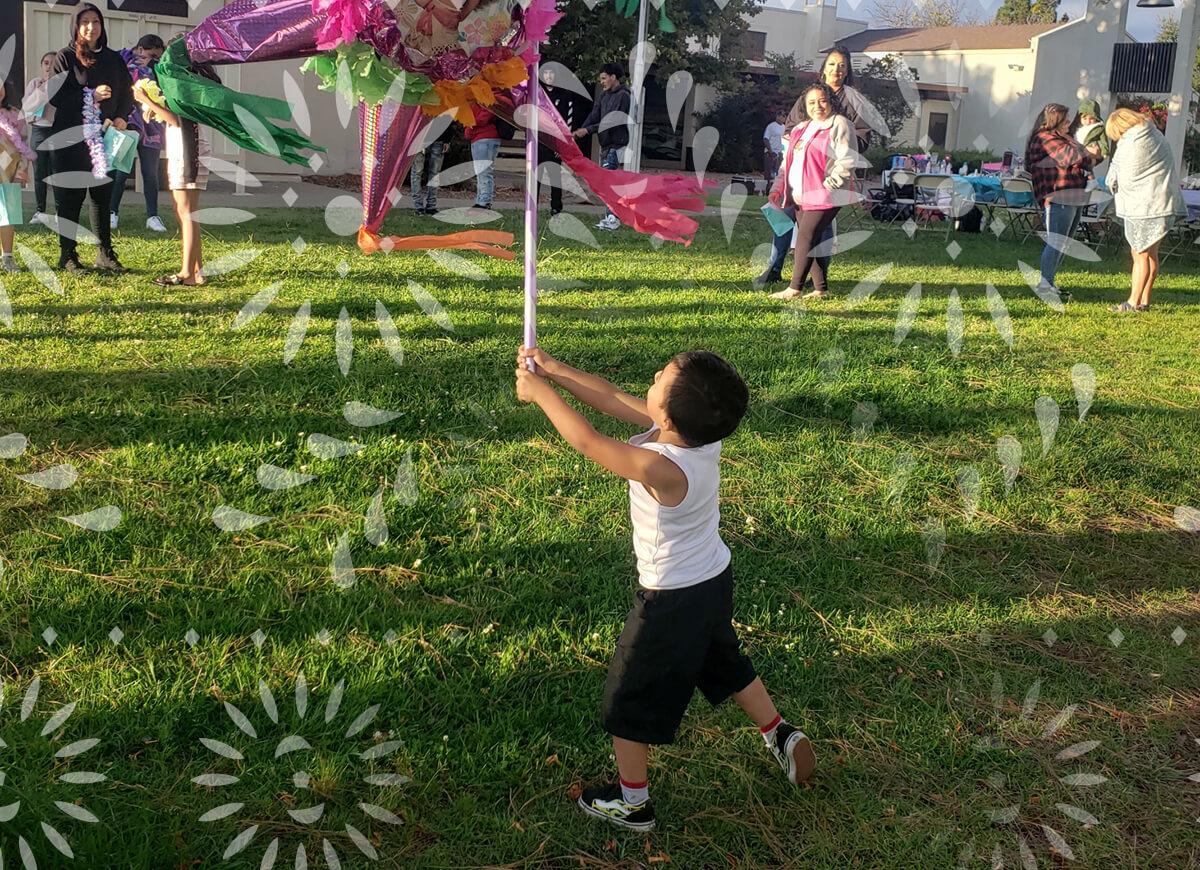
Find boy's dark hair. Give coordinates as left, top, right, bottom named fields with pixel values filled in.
left=601, top=62, right=623, bottom=79
left=664, top=351, right=748, bottom=447
left=136, top=34, right=165, bottom=50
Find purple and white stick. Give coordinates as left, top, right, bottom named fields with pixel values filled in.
left=523, top=55, right=540, bottom=371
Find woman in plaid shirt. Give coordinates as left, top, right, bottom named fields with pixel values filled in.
left=1025, top=103, right=1102, bottom=301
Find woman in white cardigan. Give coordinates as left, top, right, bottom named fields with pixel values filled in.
left=767, top=83, right=857, bottom=301
left=1105, top=108, right=1186, bottom=312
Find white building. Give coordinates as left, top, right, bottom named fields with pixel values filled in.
left=17, top=0, right=359, bottom=178
left=828, top=5, right=1135, bottom=157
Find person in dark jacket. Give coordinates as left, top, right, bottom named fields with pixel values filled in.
left=49, top=3, right=134, bottom=272
left=573, top=62, right=631, bottom=231
left=539, top=64, right=582, bottom=216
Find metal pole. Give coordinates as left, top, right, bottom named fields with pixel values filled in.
left=627, top=0, right=649, bottom=173
left=1165, top=0, right=1198, bottom=175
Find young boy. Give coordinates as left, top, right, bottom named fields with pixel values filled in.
left=515, top=346, right=815, bottom=831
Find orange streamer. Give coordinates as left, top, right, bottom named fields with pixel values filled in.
left=358, top=226, right=516, bottom=259
left=423, top=57, right=529, bottom=125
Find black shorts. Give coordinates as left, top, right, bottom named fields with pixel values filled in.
left=600, top=564, right=758, bottom=745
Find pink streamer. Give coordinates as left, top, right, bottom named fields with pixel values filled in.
left=493, top=83, right=714, bottom=245
left=313, top=0, right=370, bottom=50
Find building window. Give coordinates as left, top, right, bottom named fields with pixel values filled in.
left=927, top=112, right=948, bottom=149
left=106, top=0, right=191, bottom=18
left=1111, top=42, right=1176, bottom=93
left=732, top=30, right=767, bottom=62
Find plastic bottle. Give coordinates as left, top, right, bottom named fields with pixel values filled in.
left=960, top=162, right=968, bottom=175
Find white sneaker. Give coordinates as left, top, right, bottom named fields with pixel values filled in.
left=146, top=216, right=167, bottom=232
left=29, top=211, right=47, bottom=226
left=1, top=256, right=20, bottom=273
left=110, top=213, right=119, bottom=230
left=595, top=215, right=620, bottom=231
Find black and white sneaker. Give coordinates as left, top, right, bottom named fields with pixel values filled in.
left=770, top=723, right=816, bottom=785
left=577, top=783, right=656, bottom=831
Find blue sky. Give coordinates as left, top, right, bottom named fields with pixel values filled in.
left=768, top=0, right=1176, bottom=41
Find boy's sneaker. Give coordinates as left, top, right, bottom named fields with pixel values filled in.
left=110, top=212, right=119, bottom=230
left=577, top=783, right=656, bottom=831
left=595, top=214, right=620, bottom=231
left=770, top=723, right=816, bottom=785
left=146, top=216, right=167, bottom=232
left=29, top=211, right=47, bottom=226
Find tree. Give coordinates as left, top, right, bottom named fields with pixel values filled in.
left=1155, top=15, right=1178, bottom=41
left=858, top=54, right=917, bottom=148
left=1154, top=14, right=1200, bottom=98
left=993, top=0, right=1030, bottom=24
left=1030, top=0, right=1060, bottom=23
left=993, top=0, right=1058, bottom=24
left=870, top=0, right=984, bottom=27
left=696, top=52, right=915, bottom=172
left=543, top=0, right=759, bottom=90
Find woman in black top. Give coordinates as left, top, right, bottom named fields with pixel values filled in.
left=49, top=3, right=133, bottom=272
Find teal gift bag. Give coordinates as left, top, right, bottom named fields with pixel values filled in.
left=0, top=183, right=22, bottom=227
left=760, top=203, right=795, bottom=236
left=104, top=127, right=141, bottom=174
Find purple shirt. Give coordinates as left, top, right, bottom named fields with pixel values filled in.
left=120, top=48, right=164, bottom=150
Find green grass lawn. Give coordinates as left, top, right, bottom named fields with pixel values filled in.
left=1, top=204, right=1198, bottom=869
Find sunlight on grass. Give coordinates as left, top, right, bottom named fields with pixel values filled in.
left=0, top=208, right=1198, bottom=867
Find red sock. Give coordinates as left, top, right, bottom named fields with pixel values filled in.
left=760, top=714, right=782, bottom=735
left=761, top=714, right=783, bottom=744
left=620, top=778, right=649, bottom=805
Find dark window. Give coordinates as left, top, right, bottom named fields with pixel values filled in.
left=732, top=31, right=767, bottom=62
left=106, top=0, right=190, bottom=18
left=928, top=112, right=948, bottom=149
left=1111, top=42, right=1176, bottom=93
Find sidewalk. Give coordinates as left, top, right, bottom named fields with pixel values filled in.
left=18, top=170, right=770, bottom=218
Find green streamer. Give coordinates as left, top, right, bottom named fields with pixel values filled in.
left=300, top=44, right=438, bottom=108
left=155, top=39, right=324, bottom=167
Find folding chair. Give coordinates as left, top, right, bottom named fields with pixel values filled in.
left=1161, top=218, right=1200, bottom=262
left=913, top=174, right=953, bottom=233
left=1077, top=188, right=1114, bottom=248
left=995, top=177, right=1038, bottom=242
left=887, top=170, right=917, bottom=225
left=840, top=178, right=881, bottom=229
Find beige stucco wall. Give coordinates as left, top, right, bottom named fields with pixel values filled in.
left=744, top=3, right=867, bottom=71
left=1029, top=0, right=1132, bottom=125
left=23, top=0, right=361, bottom=177
left=691, top=3, right=868, bottom=119
left=858, top=46, right=1038, bottom=154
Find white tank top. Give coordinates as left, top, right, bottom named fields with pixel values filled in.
left=628, top=427, right=730, bottom=589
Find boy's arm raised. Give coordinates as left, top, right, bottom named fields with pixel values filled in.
left=520, top=347, right=651, bottom=427
left=516, top=369, right=686, bottom=505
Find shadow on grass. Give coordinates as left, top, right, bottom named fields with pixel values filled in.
left=0, top=529, right=1197, bottom=868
